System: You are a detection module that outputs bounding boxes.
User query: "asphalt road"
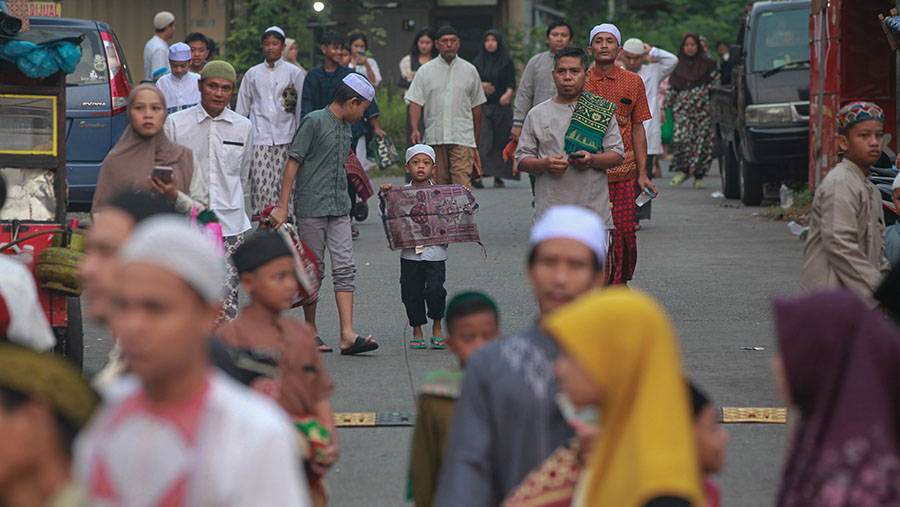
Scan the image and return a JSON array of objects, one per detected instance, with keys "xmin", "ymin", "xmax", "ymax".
[{"xmin": 82, "ymin": 163, "xmax": 800, "ymax": 507}]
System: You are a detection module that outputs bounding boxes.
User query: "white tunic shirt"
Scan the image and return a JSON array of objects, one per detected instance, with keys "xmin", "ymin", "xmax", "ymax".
[
  {"xmin": 165, "ymin": 105, "xmax": 254, "ymax": 237},
  {"xmin": 156, "ymin": 71, "xmax": 201, "ymax": 114},
  {"xmin": 405, "ymin": 56, "xmax": 487, "ymax": 148},
  {"xmin": 236, "ymin": 59, "xmax": 305, "ymax": 146},
  {"xmin": 0, "ymin": 255, "xmax": 55, "ymax": 350},
  {"xmin": 74, "ymin": 372, "xmax": 312, "ymax": 506},
  {"xmin": 143, "ymin": 35, "xmax": 170, "ymax": 81},
  {"xmin": 354, "ymin": 58, "xmax": 382, "ymax": 87},
  {"xmin": 637, "ymin": 47, "xmax": 678, "ymax": 155}
]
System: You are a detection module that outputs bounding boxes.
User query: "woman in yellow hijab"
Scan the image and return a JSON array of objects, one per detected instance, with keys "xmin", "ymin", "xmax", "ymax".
[{"xmin": 544, "ymin": 287, "xmax": 703, "ymax": 507}]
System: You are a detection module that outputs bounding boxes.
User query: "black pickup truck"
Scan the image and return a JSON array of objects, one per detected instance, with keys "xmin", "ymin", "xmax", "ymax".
[{"xmin": 711, "ymin": 0, "xmax": 810, "ymax": 205}]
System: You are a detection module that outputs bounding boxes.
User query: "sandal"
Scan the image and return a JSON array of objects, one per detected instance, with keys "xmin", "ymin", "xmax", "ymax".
[
  {"xmin": 351, "ymin": 224, "xmax": 359, "ymax": 239},
  {"xmin": 409, "ymin": 338, "xmax": 427, "ymax": 349},
  {"xmin": 315, "ymin": 336, "xmax": 333, "ymax": 353},
  {"xmin": 354, "ymin": 202, "xmax": 369, "ymax": 222},
  {"xmin": 430, "ymin": 337, "xmax": 447, "ymax": 350}
]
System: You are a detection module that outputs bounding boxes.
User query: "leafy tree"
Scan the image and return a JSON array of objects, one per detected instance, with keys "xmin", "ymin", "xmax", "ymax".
[
  {"xmin": 559, "ymin": 0, "xmax": 748, "ymax": 56},
  {"xmin": 224, "ymin": 0, "xmax": 331, "ymax": 77}
]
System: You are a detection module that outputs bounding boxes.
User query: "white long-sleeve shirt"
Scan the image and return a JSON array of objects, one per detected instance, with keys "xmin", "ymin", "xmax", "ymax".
[
  {"xmin": 156, "ymin": 71, "xmax": 201, "ymax": 113},
  {"xmin": 354, "ymin": 58, "xmax": 382, "ymax": 87},
  {"xmin": 637, "ymin": 47, "xmax": 678, "ymax": 155},
  {"xmin": 75, "ymin": 372, "xmax": 312, "ymax": 506},
  {"xmin": 236, "ymin": 59, "xmax": 305, "ymax": 146},
  {"xmin": 165, "ymin": 105, "xmax": 253, "ymax": 237}
]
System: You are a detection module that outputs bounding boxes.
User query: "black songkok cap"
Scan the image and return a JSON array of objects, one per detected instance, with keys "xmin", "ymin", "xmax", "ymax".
[
  {"xmin": 233, "ymin": 230, "xmax": 293, "ymax": 274},
  {"xmin": 107, "ymin": 190, "xmax": 177, "ymax": 223},
  {"xmin": 435, "ymin": 25, "xmax": 459, "ymax": 39}
]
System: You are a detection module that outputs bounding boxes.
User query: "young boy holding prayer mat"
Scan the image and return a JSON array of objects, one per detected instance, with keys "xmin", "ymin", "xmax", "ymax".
[
  {"xmin": 271, "ymin": 74, "xmax": 378, "ymax": 356},
  {"xmin": 218, "ymin": 230, "xmax": 338, "ymax": 505},
  {"xmin": 379, "ymin": 144, "xmax": 449, "ymax": 349}
]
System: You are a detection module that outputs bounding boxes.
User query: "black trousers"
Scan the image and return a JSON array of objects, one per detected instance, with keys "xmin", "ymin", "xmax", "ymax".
[{"xmin": 400, "ymin": 258, "xmax": 447, "ymax": 327}]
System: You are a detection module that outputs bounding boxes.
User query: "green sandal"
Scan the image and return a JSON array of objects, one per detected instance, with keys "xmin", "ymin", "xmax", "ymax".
[
  {"xmin": 431, "ymin": 337, "xmax": 447, "ymax": 350},
  {"xmin": 670, "ymin": 172, "xmax": 688, "ymax": 187},
  {"xmin": 409, "ymin": 338, "xmax": 427, "ymax": 349}
]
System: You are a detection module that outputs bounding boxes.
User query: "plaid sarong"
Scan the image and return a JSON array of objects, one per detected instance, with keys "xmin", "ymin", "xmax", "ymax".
[
  {"xmin": 609, "ymin": 180, "xmax": 637, "ymax": 284},
  {"xmin": 379, "ymin": 184, "xmax": 481, "ymax": 251},
  {"xmin": 564, "ymin": 91, "xmax": 617, "ymax": 154}
]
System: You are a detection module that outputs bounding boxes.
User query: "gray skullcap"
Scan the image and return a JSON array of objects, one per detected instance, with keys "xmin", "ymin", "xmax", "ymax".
[
  {"xmin": 119, "ymin": 215, "xmax": 225, "ymax": 304},
  {"xmin": 622, "ymin": 38, "xmax": 644, "ymax": 56},
  {"xmin": 435, "ymin": 26, "xmax": 459, "ymax": 39},
  {"xmin": 200, "ymin": 60, "xmax": 236, "ymax": 84},
  {"xmin": 154, "ymin": 11, "xmax": 175, "ymax": 30}
]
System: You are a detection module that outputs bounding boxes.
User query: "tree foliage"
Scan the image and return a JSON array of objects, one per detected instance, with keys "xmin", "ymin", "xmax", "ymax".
[
  {"xmin": 224, "ymin": 0, "xmax": 331, "ymax": 77},
  {"xmin": 559, "ymin": 0, "xmax": 748, "ymax": 56}
]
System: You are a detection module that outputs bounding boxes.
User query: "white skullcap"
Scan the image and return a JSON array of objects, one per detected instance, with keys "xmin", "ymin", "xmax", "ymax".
[
  {"xmin": 893, "ymin": 172, "xmax": 900, "ymax": 191},
  {"xmin": 590, "ymin": 23, "xmax": 621, "ymax": 46},
  {"xmin": 120, "ymin": 215, "xmax": 225, "ymax": 305},
  {"xmin": 530, "ymin": 205, "xmax": 608, "ymax": 264},
  {"xmin": 168, "ymin": 42, "xmax": 191, "ymax": 62},
  {"xmin": 405, "ymin": 144, "xmax": 436, "ymax": 164},
  {"xmin": 153, "ymin": 11, "xmax": 175, "ymax": 30},
  {"xmin": 622, "ymin": 38, "xmax": 644, "ymax": 56},
  {"xmin": 342, "ymin": 73, "xmax": 375, "ymax": 102},
  {"xmin": 264, "ymin": 26, "xmax": 285, "ymax": 39}
]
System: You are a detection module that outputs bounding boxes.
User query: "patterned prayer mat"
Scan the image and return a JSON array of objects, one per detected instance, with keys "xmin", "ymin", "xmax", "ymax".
[{"xmin": 379, "ymin": 184, "xmax": 482, "ymax": 252}]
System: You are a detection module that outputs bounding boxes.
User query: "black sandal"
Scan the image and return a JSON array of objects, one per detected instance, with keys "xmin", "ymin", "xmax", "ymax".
[
  {"xmin": 354, "ymin": 202, "xmax": 369, "ymax": 222},
  {"xmin": 315, "ymin": 336, "xmax": 333, "ymax": 353},
  {"xmin": 340, "ymin": 336, "xmax": 379, "ymax": 356}
]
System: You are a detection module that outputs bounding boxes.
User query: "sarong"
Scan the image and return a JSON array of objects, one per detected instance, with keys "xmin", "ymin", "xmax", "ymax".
[
  {"xmin": 219, "ymin": 233, "xmax": 245, "ymax": 323},
  {"xmin": 609, "ymin": 180, "xmax": 637, "ymax": 284},
  {"xmin": 564, "ymin": 91, "xmax": 616, "ymax": 154},
  {"xmin": 346, "ymin": 150, "xmax": 374, "ymax": 202},
  {"xmin": 251, "ymin": 144, "xmax": 292, "ymax": 217},
  {"xmin": 379, "ymin": 185, "xmax": 481, "ymax": 251},
  {"xmin": 502, "ymin": 445, "xmax": 581, "ymax": 506}
]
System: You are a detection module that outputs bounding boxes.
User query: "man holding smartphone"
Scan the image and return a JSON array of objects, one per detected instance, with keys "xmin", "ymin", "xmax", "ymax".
[{"xmin": 515, "ymin": 46, "xmax": 624, "ymax": 225}]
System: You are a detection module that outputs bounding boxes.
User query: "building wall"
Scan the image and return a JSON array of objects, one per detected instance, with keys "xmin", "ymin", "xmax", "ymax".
[{"xmin": 59, "ymin": 0, "xmax": 228, "ymax": 82}]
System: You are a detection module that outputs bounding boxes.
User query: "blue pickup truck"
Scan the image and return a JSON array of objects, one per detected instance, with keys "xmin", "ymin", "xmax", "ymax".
[{"xmin": 29, "ymin": 16, "xmax": 133, "ymax": 209}]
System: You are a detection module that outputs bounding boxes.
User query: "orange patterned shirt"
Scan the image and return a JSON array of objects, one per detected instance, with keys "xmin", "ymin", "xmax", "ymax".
[{"xmin": 585, "ymin": 65, "xmax": 651, "ymax": 181}]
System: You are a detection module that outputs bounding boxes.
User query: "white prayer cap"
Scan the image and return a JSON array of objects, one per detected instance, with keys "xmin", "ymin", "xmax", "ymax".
[
  {"xmin": 589, "ymin": 23, "xmax": 621, "ymax": 46},
  {"xmin": 530, "ymin": 205, "xmax": 608, "ymax": 264},
  {"xmin": 168, "ymin": 42, "xmax": 191, "ymax": 62},
  {"xmin": 120, "ymin": 215, "xmax": 224, "ymax": 305},
  {"xmin": 406, "ymin": 144, "xmax": 436, "ymax": 164},
  {"xmin": 153, "ymin": 11, "xmax": 175, "ymax": 30},
  {"xmin": 342, "ymin": 73, "xmax": 375, "ymax": 102},
  {"xmin": 623, "ymin": 38, "xmax": 644, "ymax": 56},
  {"xmin": 264, "ymin": 26, "xmax": 286, "ymax": 40},
  {"xmin": 893, "ymin": 172, "xmax": 900, "ymax": 191}
]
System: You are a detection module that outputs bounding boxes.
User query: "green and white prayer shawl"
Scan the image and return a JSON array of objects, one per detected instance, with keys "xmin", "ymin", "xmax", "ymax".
[{"xmin": 564, "ymin": 91, "xmax": 617, "ymax": 154}]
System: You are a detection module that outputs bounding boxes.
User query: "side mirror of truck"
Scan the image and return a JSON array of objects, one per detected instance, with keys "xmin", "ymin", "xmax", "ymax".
[{"xmin": 729, "ymin": 44, "xmax": 743, "ymax": 63}]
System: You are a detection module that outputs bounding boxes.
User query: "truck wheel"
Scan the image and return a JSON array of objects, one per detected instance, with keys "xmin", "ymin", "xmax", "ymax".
[
  {"xmin": 720, "ymin": 141, "xmax": 740, "ymax": 199},
  {"xmin": 739, "ymin": 157, "xmax": 764, "ymax": 206},
  {"xmin": 53, "ymin": 297, "xmax": 84, "ymax": 370}
]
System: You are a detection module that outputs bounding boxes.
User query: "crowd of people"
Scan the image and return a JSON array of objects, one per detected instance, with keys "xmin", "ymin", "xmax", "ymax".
[{"xmin": 2, "ymin": 8, "xmax": 900, "ymax": 507}]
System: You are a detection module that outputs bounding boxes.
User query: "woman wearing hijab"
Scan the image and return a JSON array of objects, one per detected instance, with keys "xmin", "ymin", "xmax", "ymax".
[
  {"xmin": 282, "ymin": 37, "xmax": 307, "ymax": 76},
  {"xmin": 545, "ymin": 287, "xmax": 702, "ymax": 507},
  {"xmin": 666, "ymin": 32, "xmax": 718, "ymax": 189},
  {"xmin": 772, "ymin": 290, "xmax": 900, "ymax": 507},
  {"xmin": 91, "ymin": 84, "xmax": 199, "ymax": 213},
  {"xmin": 472, "ymin": 29, "xmax": 518, "ymax": 188}
]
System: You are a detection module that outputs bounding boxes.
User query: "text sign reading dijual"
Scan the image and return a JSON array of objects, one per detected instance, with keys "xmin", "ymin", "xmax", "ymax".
[{"xmin": 29, "ymin": 1, "xmax": 62, "ymax": 17}]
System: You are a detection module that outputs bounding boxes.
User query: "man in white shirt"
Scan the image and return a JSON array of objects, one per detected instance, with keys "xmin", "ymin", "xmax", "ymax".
[
  {"xmin": 236, "ymin": 26, "xmax": 305, "ymax": 218},
  {"xmin": 143, "ymin": 11, "xmax": 175, "ymax": 82},
  {"xmin": 621, "ymin": 38, "xmax": 678, "ymax": 173},
  {"xmin": 74, "ymin": 216, "xmax": 311, "ymax": 506},
  {"xmin": 166, "ymin": 61, "xmax": 253, "ymax": 322},
  {"xmin": 156, "ymin": 42, "xmax": 201, "ymax": 114},
  {"xmin": 406, "ymin": 25, "xmax": 486, "ymax": 187}
]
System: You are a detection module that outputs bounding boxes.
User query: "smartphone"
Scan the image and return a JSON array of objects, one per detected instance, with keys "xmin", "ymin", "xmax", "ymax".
[
  {"xmin": 567, "ymin": 152, "xmax": 586, "ymax": 159},
  {"xmin": 152, "ymin": 166, "xmax": 173, "ymax": 184}
]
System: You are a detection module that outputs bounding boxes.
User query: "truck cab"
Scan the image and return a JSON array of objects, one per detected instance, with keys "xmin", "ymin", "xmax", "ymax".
[{"xmin": 712, "ymin": 0, "xmax": 810, "ymax": 205}]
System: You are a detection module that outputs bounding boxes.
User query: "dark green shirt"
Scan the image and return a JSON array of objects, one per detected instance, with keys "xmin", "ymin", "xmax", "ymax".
[{"xmin": 287, "ymin": 107, "xmax": 352, "ymax": 217}]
